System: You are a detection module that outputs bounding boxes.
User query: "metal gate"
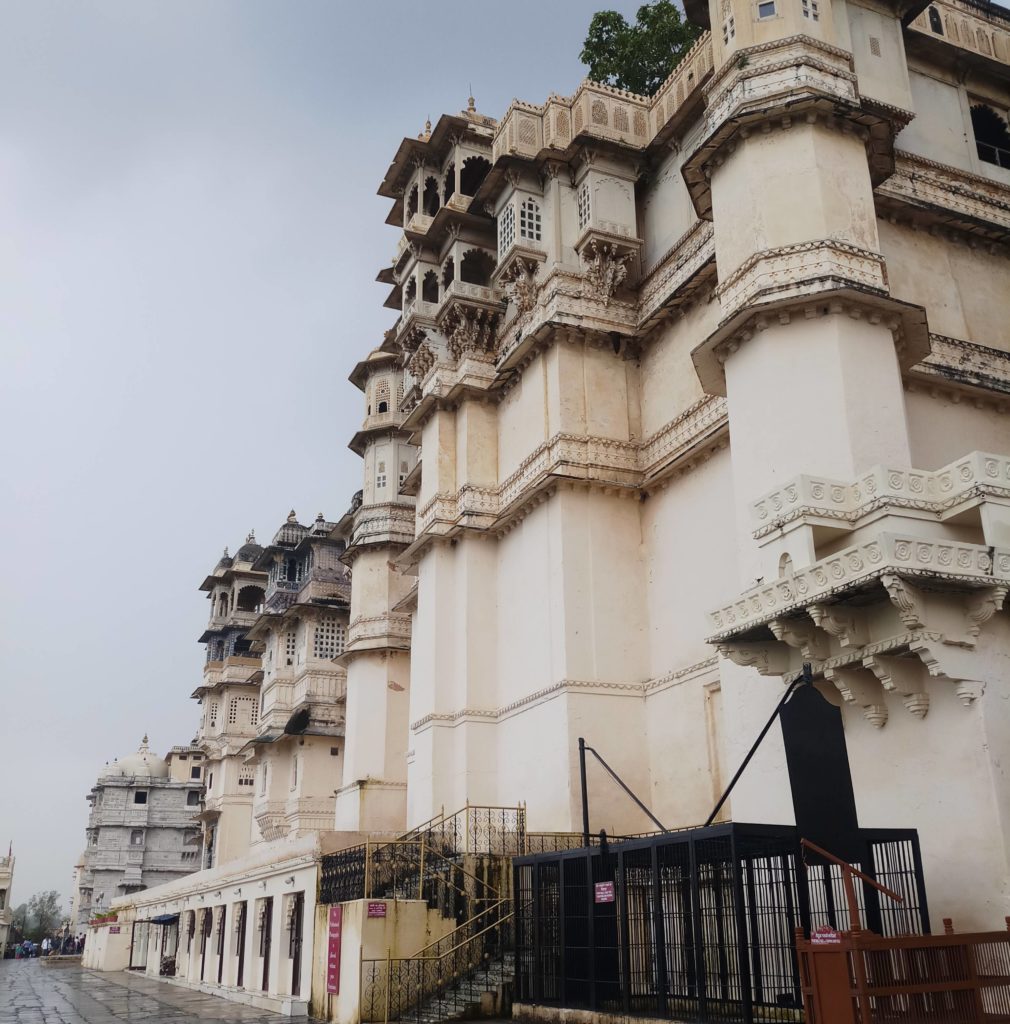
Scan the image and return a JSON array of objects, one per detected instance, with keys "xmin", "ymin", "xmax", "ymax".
[{"xmin": 514, "ymin": 823, "xmax": 927, "ymax": 1024}]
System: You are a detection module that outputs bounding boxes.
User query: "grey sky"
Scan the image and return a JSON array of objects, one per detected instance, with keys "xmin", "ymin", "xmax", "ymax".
[{"xmin": 0, "ymin": 0, "xmax": 644, "ymax": 913}]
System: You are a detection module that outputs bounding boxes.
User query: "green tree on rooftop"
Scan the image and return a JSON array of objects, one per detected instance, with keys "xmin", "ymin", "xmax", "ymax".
[{"xmin": 581, "ymin": 1, "xmax": 701, "ymax": 96}]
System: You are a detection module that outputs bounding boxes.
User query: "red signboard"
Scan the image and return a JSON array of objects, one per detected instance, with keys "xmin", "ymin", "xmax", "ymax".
[
  {"xmin": 367, "ymin": 901, "xmax": 387, "ymax": 918},
  {"xmin": 326, "ymin": 905, "xmax": 343, "ymax": 994},
  {"xmin": 811, "ymin": 925, "xmax": 842, "ymax": 945},
  {"xmin": 594, "ymin": 881, "xmax": 615, "ymax": 904}
]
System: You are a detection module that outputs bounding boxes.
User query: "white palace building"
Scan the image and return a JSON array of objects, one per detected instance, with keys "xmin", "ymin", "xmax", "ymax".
[{"xmin": 84, "ymin": 0, "xmax": 1010, "ymax": 1019}]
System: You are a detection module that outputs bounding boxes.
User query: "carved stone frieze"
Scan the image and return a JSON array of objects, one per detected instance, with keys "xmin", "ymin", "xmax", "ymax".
[{"xmin": 714, "ymin": 239, "xmax": 888, "ymax": 322}]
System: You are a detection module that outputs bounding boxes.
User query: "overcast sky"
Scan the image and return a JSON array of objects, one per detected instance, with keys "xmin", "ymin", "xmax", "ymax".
[{"xmin": 0, "ymin": 0, "xmax": 646, "ymax": 913}]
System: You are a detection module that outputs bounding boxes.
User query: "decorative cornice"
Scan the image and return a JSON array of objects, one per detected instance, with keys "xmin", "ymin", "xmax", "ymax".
[
  {"xmin": 410, "ymin": 656, "xmax": 720, "ymax": 732},
  {"xmin": 909, "ymin": 335, "xmax": 1010, "ymax": 396},
  {"xmin": 708, "ymin": 532, "xmax": 1010, "ymax": 641}
]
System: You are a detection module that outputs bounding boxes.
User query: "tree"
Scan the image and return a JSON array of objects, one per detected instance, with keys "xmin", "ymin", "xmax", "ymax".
[
  {"xmin": 24, "ymin": 890, "xmax": 62, "ymax": 940},
  {"xmin": 581, "ymin": 2, "xmax": 700, "ymax": 96}
]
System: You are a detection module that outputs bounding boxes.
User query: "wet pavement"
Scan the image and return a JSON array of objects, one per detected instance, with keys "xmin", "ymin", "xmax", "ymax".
[{"xmin": 0, "ymin": 960, "xmax": 315, "ymax": 1023}]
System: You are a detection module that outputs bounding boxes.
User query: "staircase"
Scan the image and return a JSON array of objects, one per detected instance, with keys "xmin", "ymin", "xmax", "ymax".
[
  {"xmin": 320, "ymin": 805, "xmax": 588, "ymax": 1023},
  {"xmin": 408, "ymin": 951, "xmax": 515, "ymax": 1024}
]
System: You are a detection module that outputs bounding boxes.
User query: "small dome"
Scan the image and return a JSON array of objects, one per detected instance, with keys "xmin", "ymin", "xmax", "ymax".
[
  {"xmin": 112, "ymin": 736, "xmax": 169, "ymax": 780},
  {"xmin": 216, "ymin": 547, "xmax": 233, "ymax": 569},
  {"xmin": 235, "ymin": 531, "xmax": 263, "ymax": 563}
]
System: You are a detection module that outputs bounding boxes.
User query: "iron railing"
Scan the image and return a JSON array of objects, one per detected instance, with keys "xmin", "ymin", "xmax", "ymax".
[
  {"xmin": 361, "ymin": 898, "xmax": 515, "ymax": 1023},
  {"xmin": 513, "ymin": 823, "xmax": 928, "ymax": 1024}
]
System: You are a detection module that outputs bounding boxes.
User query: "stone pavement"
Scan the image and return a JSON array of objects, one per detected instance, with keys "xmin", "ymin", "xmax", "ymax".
[{"xmin": 0, "ymin": 960, "xmax": 316, "ymax": 1023}]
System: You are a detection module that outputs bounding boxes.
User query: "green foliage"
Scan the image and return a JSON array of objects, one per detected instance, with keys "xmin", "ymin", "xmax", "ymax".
[
  {"xmin": 22, "ymin": 890, "xmax": 62, "ymax": 939},
  {"xmin": 581, "ymin": 1, "xmax": 700, "ymax": 96}
]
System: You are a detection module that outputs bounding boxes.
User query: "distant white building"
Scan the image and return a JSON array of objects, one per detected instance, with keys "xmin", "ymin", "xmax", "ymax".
[
  {"xmin": 72, "ymin": 738, "xmax": 204, "ymax": 929},
  {"xmin": 0, "ymin": 854, "xmax": 14, "ymax": 956}
]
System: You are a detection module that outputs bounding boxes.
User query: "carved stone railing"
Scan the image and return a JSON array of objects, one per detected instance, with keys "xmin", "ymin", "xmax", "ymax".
[
  {"xmin": 907, "ymin": 0, "xmax": 1010, "ymax": 66},
  {"xmin": 490, "ymin": 33, "xmax": 713, "ymax": 162},
  {"xmin": 708, "ymin": 532, "xmax": 1010, "ymax": 641},
  {"xmin": 750, "ymin": 451, "xmax": 1010, "ymax": 538}
]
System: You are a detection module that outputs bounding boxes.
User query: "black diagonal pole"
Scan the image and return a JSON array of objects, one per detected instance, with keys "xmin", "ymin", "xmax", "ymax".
[
  {"xmin": 579, "ymin": 737, "xmax": 668, "ymax": 834},
  {"xmin": 705, "ymin": 663, "xmax": 812, "ymax": 827}
]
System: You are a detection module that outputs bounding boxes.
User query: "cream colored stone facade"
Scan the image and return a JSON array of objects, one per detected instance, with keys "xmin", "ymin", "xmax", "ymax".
[
  {"xmin": 0, "ymin": 855, "xmax": 14, "ymax": 956},
  {"xmin": 88, "ymin": 0, "xmax": 1010, "ymax": 1011}
]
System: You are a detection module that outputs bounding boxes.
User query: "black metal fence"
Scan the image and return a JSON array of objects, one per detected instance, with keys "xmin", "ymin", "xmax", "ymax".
[{"xmin": 513, "ymin": 822, "xmax": 927, "ymax": 1024}]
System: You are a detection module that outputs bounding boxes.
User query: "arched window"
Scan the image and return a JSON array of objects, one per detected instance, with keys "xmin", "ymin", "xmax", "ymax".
[
  {"xmin": 460, "ymin": 249, "xmax": 496, "ymax": 286},
  {"xmin": 217, "ymin": 592, "xmax": 229, "ymax": 617},
  {"xmin": 422, "ymin": 269, "xmax": 439, "ymax": 303},
  {"xmin": 442, "ymin": 257, "xmax": 455, "ymax": 290},
  {"xmin": 460, "ymin": 155, "xmax": 491, "ymax": 196},
  {"xmin": 405, "ymin": 184, "xmax": 419, "ymax": 221},
  {"xmin": 423, "ymin": 177, "xmax": 440, "ymax": 216},
  {"xmin": 443, "ymin": 163, "xmax": 455, "ymax": 204},
  {"xmin": 928, "ymin": 5, "xmax": 943, "ymax": 33},
  {"xmin": 404, "ymin": 276, "xmax": 417, "ymax": 305},
  {"xmin": 236, "ymin": 586, "xmax": 264, "ymax": 613},
  {"xmin": 519, "ymin": 198, "xmax": 542, "ymax": 243},
  {"xmin": 778, "ymin": 553, "xmax": 794, "ymax": 578},
  {"xmin": 971, "ymin": 104, "xmax": 1010, "ymax": 168},
  {"xmin": 375, "ymin": 377, "xmax": 390, "ymax": 414}
]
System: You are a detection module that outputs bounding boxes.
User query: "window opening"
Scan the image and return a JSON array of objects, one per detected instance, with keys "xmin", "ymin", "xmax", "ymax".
[
  {"xmin": 442, "ymin": 257, "xmax": 455, "ymax": 290},
  {"xmin": 187, "ymin": 791, "xmax": 200, "ymax": 806},
  {"xmin": 577, "ymin": 182, "xmax": 591, "ymax": 230},
  {"xmin": 236, "ymin": 586, "xmax": 264, "ymax": 613},
  {"xmin": 406, "ymin": 184, "xmax": 418, "ymax": 221},
  {"xmin": 443, "ymin": 163, "xmax": 455, "ymax": 204},
  {"xmin": 422, "ymin": 176, "xmax": 440, "ymax": 216},
  {"xmin": 134, "ymin": 791, "xmax": 148, "ymax": 805},
  {"xmin": 190, "ymin": 766, "xmax": 201, "ymax": 780},
  {"xmin": 519, "ymin": 198, "xmax": 542, "ymax": 242},
  {"xmin": 313, "ymin": 616, "xmax": 347, "ymax": 659},
  {"xmin": 928, "ymin": 5, "xmax": 943, "ymax": 32},
  {"xmin": 460, "ymin": 249, "xmax": 495, "ymax": 286},
  {"xmin": 460, "ymin": 155, "xmax": 491, "ymax": 196},
  {"xmin": 757, "ymin": 0, "xmax": 776, "ymax": 16},
  {"xmin": 422, "ymin": 269, "xmax": 439, "ymax": 304},
  {"xmin": 130, "ymin": 830, "xmax": 144, "ymax": 846},
  {"xmin": 498, "ymin": 203, "xmax": 516, "ymax": 257},
  {"xmin": 971, "ymin": 103, "xmax": 1010, "ymax": 169}
]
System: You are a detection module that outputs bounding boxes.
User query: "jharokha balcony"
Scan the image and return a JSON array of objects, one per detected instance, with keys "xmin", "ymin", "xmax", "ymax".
[{"xmin": 709, "ymin": 451, "xmax": 1010, "ymax": 727}]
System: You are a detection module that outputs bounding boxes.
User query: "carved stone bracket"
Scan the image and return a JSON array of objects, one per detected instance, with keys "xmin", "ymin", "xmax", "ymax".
[
  {"xmin": 445, "ymin": 306, "xmax": 499, "ymax": 362},
  {"xmin": 881, "ymin": 574, "xmax": 927, "ymax": 629},
  {"xmin": 408, "ymin": 341, "xmax": 436, "ymax": 380},
  {"xmin": 824, "ymin": 666, "xmax": 888, "ymax": 728},
  {"xmin": 716, "ymin": 641, "xmax": 793, "ymax": 676},
  {"xmin": 863, "ymin": 654, "xmax": 930, "ymax": 719},
  {"xmin": 769, "ymin": 617, "xmax": 829, "ymax": 661},
  {"xmin": 807, "ymin": 603, "xmax": 869, "ymax": 648},
  {"xmin": 501, "ymin": 258, "xmax": 540, "ymax": 315},
  {"xmin": 581, "ymin": 239, "xmax": 634, "ymax": 307},
  {"xmin": 965, "ymin": 585, "xmax": 1008, "ymax": 641},
  {"xmin": 908, "ymin": 639, "xmax": 987, "ymax": 707}
]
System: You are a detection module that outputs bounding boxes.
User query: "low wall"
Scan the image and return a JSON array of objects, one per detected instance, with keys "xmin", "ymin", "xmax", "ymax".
[{"xmin": 310, "ymin": 899, "xmax": 455, "ymax": 1024}]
